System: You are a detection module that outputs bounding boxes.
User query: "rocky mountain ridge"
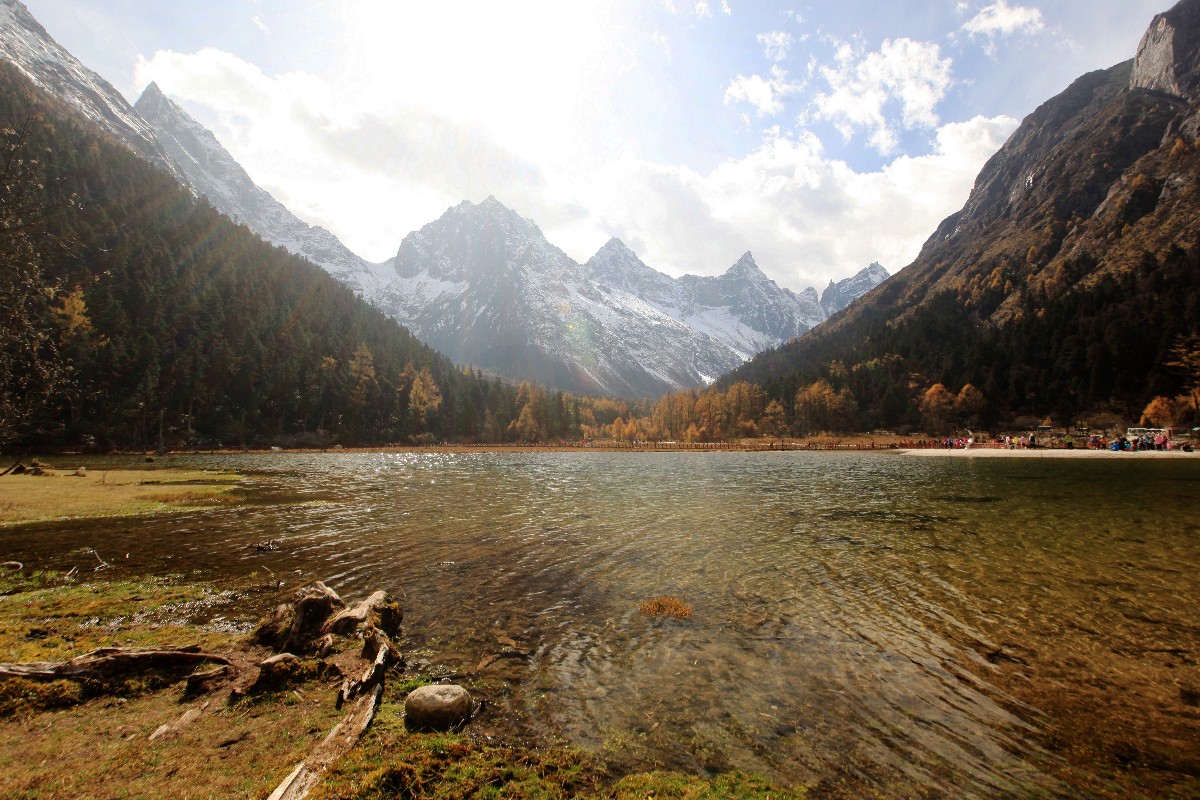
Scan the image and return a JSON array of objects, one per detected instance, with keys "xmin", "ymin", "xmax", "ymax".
[
  {"xmin": 0, "ymin": 0, "xmax": 184, "ymax": 184},
  {"xmin": 133, "ymin": 82, "xmax": 390, "ymax": 297},
  {"xmin": 375, "ymin": 197, "xmax": 887, "ymax": 395}
]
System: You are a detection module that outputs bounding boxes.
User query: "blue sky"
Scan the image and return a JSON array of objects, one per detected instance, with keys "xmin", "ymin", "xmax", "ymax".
[{"xmin": 23, "ymin": 0, "xmax": 1168, "ymax": 292}]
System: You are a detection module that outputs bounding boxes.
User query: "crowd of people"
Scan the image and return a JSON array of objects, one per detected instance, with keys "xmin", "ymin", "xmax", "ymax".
[{"xmin": 892, "ymin": 430, "xmax": 1193, "ymax": 452}]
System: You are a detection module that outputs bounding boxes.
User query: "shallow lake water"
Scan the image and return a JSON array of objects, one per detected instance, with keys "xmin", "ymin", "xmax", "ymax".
[{"xmin": 4, "ymin": 451, "xmax": 1199, "ymax": 797}]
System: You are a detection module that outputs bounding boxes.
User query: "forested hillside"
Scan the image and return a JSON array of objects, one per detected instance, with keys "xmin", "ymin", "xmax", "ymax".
[
  {"xmin": 0, "ymin": 65, "xmax": 631, "ymax": 450},
  {"xmin": 721, "ymin": 14, "xmax": 1200, "ymax": 435}
]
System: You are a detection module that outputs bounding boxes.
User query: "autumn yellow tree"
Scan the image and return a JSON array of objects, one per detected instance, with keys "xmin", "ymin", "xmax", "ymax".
[
  {"xmin": 1140, "ymin": 395, "xmax": 1184, "ymax": 427},
  {"xmin": 919, "ymin": 383, "xmax": 955, "ymax": 435},
  {"xmin": 794, "ymin": 379, "xmax": 855, "ymax": 434},
  {"xmin": 761, "ymin": 399, "xmax": 786, "ymax": 437},
  {"xmin": 954, "ymin": 383, "xmax": 987, "ymax": 428},
  {"xmin": 407, "ymin": 367, "xmax": 443, "ymax": 431}
]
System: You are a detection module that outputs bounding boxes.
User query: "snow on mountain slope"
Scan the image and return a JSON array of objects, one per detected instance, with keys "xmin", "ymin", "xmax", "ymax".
[
  {"xmin": 820, "ymin": 262, "xmax": 891, "ymax": 317},
  {"xmin": 0, "ymin": 0, "xmax": 185, "ymax": 183},
  {"xmin": 134, "ymin": 83, "xmax": 390, "ymax": 297},
  {"xmin": 374, "ymin": 199, "xmax": 888, "ymax": 396},
  {"xmin": 375, "ymin": 198, "xmax": 743, "ymax": 396},
  {"xmin": 585, "ymin": 242, "xmax": 849, "ymax": 362}
]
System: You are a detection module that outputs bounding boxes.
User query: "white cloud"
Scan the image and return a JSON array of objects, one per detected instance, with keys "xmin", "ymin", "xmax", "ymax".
[
  {"xmin": 579, "ymin": 115, "xmax": 1018, "ymax": 290},
  {"xmin": 129, "ymin": 6, "xmax": 1012, "ymax": 295},
  {"xmin": 134, "ymin": 42, "xmax": 1014, "ymax": 293},
  {"xmin": 250, "ymin": 13, "xmax": 268, "ymax": 33},
  {"xmin": 651, "ymin": 30, "xmax": 671, "ymax": 58},
  {"xmin": 807, "ymin": 38, "xmax": 953, "ymax": 154},
  {"xmin": 724, "ymin": 31, "xmax": 800, "ymax": 117},
  {"xmin": 962, "ymin": 1, "xmax": 1045, "ymax": 53},
  {"xmin": 724, "ymin": 69, "xmax": 797, "ymax": 116},
  {"xmin": 758, "ymin": 30, "xmax": 792, "ymax": 63},
  {"xmin": 661, "ymin": 0, "xmax": 730, "ymax": 18}
]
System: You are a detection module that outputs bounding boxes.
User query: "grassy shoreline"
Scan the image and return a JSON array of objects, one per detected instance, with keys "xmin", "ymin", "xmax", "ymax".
[{"xmin": 0, "ymin": 465, "xmax": 243, "ymax": 527}]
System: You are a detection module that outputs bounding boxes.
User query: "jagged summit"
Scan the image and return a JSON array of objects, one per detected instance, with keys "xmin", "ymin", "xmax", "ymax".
[
  {"xmin": 723, "ymin": 252, "xmax": 764, "ymax": 279},
  {"xmin": 1131, "ymin": 0, "xmax": 1200, "ymax": 100},
  {"xmin": 819, "ymin": 262, "xmax": 891, "ymax": 317}
]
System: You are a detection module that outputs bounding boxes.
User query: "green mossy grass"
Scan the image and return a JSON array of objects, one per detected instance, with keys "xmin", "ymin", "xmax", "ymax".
[{"xmin": 0, "ymin": 571, "xmax": 240, "ymax": 716}]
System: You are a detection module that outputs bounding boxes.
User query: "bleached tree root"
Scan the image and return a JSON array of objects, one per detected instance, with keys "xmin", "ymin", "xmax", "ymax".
[
  {"xmin": 268, "ymin": 632, "xmax": 395, "ymax": 800},
  {"xmin": 0, "ymin": 644, "xmax": 233, "ymax": 681}
]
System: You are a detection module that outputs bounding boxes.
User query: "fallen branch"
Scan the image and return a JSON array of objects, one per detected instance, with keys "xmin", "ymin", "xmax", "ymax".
[
  {"xmin": 336, "ymin": 629, "xmax": 394, "ymax": 709},
  {"xmin": 0, "ymin": 644, "xmax": 234, "ymax": 681},
  {"xmin": 90, "ymin": 549, "xmax": 111, "ymax": 572},
  {"xmin": 268, "ymin": 683, "xmax": 385, "ymax": 800}
]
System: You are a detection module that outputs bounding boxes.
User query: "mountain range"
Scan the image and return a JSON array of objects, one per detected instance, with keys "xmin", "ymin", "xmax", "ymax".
[
  {"xmin": 0, "ymin": 0, "xmax": 887, "ymax": 397},
  {"xmin": 370, "ymin": 197, "xmax": 886, "ymax": 395}
]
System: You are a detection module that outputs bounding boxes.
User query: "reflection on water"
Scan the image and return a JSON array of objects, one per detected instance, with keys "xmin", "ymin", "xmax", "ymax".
[{"xmin": 4, "ymin": 451, "xmax": 1199, "ymax": 797}]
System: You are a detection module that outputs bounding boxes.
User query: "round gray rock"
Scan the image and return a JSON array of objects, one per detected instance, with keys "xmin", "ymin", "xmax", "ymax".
[{"xmin": 404, "ymin": 684, "xmax": 473, "ymax": 731}]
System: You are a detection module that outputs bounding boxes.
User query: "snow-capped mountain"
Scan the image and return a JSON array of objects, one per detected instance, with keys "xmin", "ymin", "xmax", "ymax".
[
  {"xmin": 0, "ymin": 0, "xmax": 184, "ymax": 184},
  {"xmin": 375, "ymin": 198, "xmax": 888, "ymax": 395},
  {"xmin": 820, "ymin": 262, "xmax": 891, "ymax": 318},
  {"xmin": 374, "ymin": 198, "xmax": 743, "ymax": 396},
  {"xmin": 133, "ymin": 83, "xmax": 390, "ymax": 297},
  {"xmin": 586, "ymin": 242, "xmax": 830, "ymax": 361}
]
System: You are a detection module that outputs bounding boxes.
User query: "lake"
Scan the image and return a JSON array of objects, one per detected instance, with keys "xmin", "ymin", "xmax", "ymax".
[{"xmin": 4, "ymin": 451, "xmax": 1198, "ymax": 797}]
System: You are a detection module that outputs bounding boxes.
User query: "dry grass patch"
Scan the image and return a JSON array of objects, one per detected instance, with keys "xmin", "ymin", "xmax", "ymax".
[
  {"xmin": 0, "ymin": 467, "xmax": 243, "ymax": 526},
  {"xmin": 639, "ymin": 596, "xmax": 693, "ymax": 619}
]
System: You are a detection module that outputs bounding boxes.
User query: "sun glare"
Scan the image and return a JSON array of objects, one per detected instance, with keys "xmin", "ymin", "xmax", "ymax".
[{"xmin": 334, "ymin": 0, "xmax": 624, "ymax": 158}]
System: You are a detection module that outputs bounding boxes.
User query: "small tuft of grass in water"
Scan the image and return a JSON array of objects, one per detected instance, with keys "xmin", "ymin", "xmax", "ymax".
[{"xmin": 639, "ymin": 596, "xmax": 693, "ymax": 619}]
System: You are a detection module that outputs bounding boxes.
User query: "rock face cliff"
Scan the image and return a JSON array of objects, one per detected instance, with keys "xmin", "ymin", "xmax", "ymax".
[{"xmin": 1131, "ymin": 0, "xmax": 1200, "ymax": 100}]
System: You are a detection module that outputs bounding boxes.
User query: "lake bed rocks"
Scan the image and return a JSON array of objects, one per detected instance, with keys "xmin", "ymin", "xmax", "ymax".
[{"xmin": 405, "ymin": 683, "xmax": 474, "ymax": 731}]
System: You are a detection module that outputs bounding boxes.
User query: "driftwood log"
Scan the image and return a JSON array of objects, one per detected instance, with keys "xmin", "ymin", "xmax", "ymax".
[
  {"xmin": 268, "ymin": 680, "xmax": 386, "ymax": 800},
  {"xmin": 0, "ymin": 644, "xmax": 233, "ymax": 681}
]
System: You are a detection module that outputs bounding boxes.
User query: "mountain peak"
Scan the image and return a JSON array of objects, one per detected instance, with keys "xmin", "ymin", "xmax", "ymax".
[
  {"xmin": 725, "ymin": 251, "xmax": 763, "ymax": 278},
  {"xmin": 597, "ymin": 237, "xmax": 636, "ymax": 256},
  {"xmin": 585, "ymin": 237, "xmax": 665, "ymax": 293},
  {"xmin": 1130, "ymin": 0, "xmax": 1200, "ymax": 100}
]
